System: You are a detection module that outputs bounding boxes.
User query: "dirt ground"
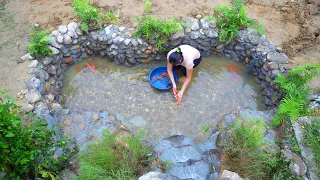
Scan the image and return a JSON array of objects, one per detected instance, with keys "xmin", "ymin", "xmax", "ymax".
[{"xmin": 0, "ymin": 0, "xmax": 319, "ymax": 100}]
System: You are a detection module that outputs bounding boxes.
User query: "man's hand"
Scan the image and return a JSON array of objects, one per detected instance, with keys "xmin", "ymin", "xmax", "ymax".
[
  {"xmin": 172, "ymin": 83, "xmax": 177, "ymax": 96},
  {"xmin": 177, "ymin": 90, "xmax": 184, "ymax": 99}
]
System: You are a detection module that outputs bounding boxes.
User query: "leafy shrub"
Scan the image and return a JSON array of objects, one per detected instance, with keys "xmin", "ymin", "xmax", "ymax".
[
  {"xmin": 219, "ymin": 118, "xmax": 295, "ymax": 179},
  {"xmin": 77, "ymin": 131, "xmax": 151, "ymax": 179},
  {"xmin": 214, "ymin": 0, "xmax": 264, "ymax": 44},
  {"xmin": 73, "ymin": 0, "xmax": 101, "ymax": 33},
  {"xmin": 0, "ymin": 90, "xmax": 76, "ymax": 179},
  {"xmin": 103, "ymin": 11, "xmax": 119, "ymax": 25},
  {"xmin": 273, "ymin": 64, "xmax": 320, "ymax": 126},
  {"xmin": 28, "ymin": 28, "xmax": 53, "ymax": 58},
  {"xmin": 73, "ymin": 0, "xmax": 119, "ymax": 33},
  {"xmin": 134, "ymin": 1, "xmax": 183, "ymax": 50},
  {"xmin": 303, "ymin": 119, "xmax": 320, "ymax": 176}
]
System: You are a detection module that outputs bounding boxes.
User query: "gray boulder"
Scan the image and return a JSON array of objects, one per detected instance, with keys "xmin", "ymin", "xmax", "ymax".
[
  {"xmin": 58, "ymin": 25, "xmax": 68, "ymax": 34},
  {"xmin": 154, "ymin": 135, "xmax": 211, "ymax": 180},
  {"xmin": 139, "ymin": 172, "xmax": 182, "ymax": 180},
  {"xmin": 25, "ymin": 89, "xmax": 41, "ymax": 104},
  {"xmin": 184, "ymin": 17, "xmax": 200, "ymax": 31},
  {"xmin": 267, "ymin": 52, "xmax": 288, "ymax": 64},
  {"xmin": 218, "ymin": 170, "xmax": 243, "ymax": 180}
]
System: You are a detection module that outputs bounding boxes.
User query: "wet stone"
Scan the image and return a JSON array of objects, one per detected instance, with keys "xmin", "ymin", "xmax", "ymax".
[
  {"xmin": 139, "ymin": 172, "xmax": 182, "ymax": 180},
  {"xmin": 19, "ymin": 103, "xmax": 34, "ymax": 113},
  {"xmin": 190, "ymin": 31, "xmax": 200, "ymax": 39},
  {"xmin": 63, "ymin": 34, "xmax": 72, "ymax": 44},
  {"xmin": 28, "ymin": 60, "xmax": 39, "ymax": 68},
  {"xmin": 58, "ymin": 25, "xmax": 68, "ymax": 34},
  {"xmin": 185, "ymin": 17, "xmax": 200, "ymax": 31},
  {"xmin": 171, "ymin": 30, "xmax": 185, "ymax": 40},
  {"xmin": 21, "ymin": 53, "xmax": 34, "ymax": 61},
  {"xmin": 79, "ymin": 124, "xmax": 86, "ymax": 130},
  {"xmin": 49, "ymin": 46, "xmax": 59, "ymax": 55},
  {"xmin": 57, "ymin": 35, "xmax": 64, "ymax": 43},
  {"xmin": 67, "ymin": 30, "xmax": 75, "ymax": 38},
  {"xmin": 267, "ymin": 52, "xmax": 288, "ymax": 63},
  {"xmin": 47, "ymin": 65, "xmax": 57, "ymax": 75},
  {"xmin": 63, "ymin": 119, "xmax": 71, "ymax": 126},
  {"xmin": 26, "ymin": 77, "xmax": 40, "ymax": 90},
  {"xmin": 25, "ymin": 89, "xmax": 42, "ymax": 104}
]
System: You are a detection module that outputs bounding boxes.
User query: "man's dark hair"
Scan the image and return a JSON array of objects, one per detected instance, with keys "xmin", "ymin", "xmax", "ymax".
[{"xmin": 169, "ymin": 47, "xmax": 183, "ymax": 66}]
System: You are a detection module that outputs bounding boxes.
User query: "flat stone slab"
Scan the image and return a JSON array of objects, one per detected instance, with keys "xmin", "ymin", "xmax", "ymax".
[{"xmin": 167, "ymin": 160, "xmax": 210, "ymax": 180}]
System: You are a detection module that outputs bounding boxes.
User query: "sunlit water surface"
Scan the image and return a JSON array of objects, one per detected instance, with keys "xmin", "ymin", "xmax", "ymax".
[{"xmin": 61, "ymin": 56, "xmax": 266, "ymax": 144}]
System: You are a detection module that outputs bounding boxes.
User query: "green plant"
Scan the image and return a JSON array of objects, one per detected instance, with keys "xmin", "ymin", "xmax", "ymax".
[
  {"xmin": 303, "ymin": 119, "xmax": 320, "ymax": 176},
  {"xmin": 214, "ymin": 0, "xmax": 264, "ymax": 44},
  {"xmin": 143, "ymin": 0, "xmax": 152, "ymax": 16},
  {"xmin": 204, "ymin": 15, "xmax": 214, "ymax": 21},
  {"xmin": 2, "ymin": 41, "xmax": 9, "ymax": 47},
  {"xmin": 0, "ymin": 4, "xmax": 4, "ymax": 11},
  {"xmin": 284, "ymin": 133, "xmax": 301, "ymax": 154},
  {"xmin": 28, "ymin": 28, "xmax": 53, "ymax": 58},
  {"xmin": 273, "ymin": 64, "xmax": 320, "ymax": 126},
  {"xmin": 0, "ymin": 90, "xmax": 76, "ymax": 179},
  {"xmin": 103, "ymin": 11, "xmax": 119, "ymax": 25},
  {"xmin": 77, "ymin": 131, "xmax": 151, "ymax": 179},
  {"xmin": 134, "ymin": 1, "xmax": 183, "ymax": 50},
  {"xmin": 219, "ymin": 118, "xmax": 295, "ymax": 179},
  {"xmin": 73, "ymin": 0, "xmax": 101, "ymax": 32},
  {"xmin": 201, "ymin": 123, "xmax": 211, "ymax": 134}
]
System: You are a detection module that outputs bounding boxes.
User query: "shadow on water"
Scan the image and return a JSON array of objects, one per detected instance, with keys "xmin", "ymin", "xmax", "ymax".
[{"xmin": 61, "ymin": 56, "xmax": 266, "ymax": 144}]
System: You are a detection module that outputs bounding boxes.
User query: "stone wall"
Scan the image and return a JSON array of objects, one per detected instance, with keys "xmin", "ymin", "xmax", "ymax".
[{"xmin": 22, "ymin": 17, "xmax": 290, "ymax": 133}]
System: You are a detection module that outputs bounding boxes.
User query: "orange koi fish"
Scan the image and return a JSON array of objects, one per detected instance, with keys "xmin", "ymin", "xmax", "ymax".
[
  {"xmin": 152, "ymin": 73, "xmax": 169, "ymax": 82},
  {"xmin": 226, "ymin": 64, "xmax": 239, "ymax": 72},
  {"xmin": 176, "ymin": 95, "xmax": 181, "ymax": 105},
  {"xmin": 83, "ymin": 63, "xmax": 96, "ymax": 72},
  {"xmin": 75, "ymin": 65, "xmax": 81, "ymax": 72}
]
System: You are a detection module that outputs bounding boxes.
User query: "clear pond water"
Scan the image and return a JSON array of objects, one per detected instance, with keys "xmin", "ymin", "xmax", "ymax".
[{"xmin": 61, "ymin": 56, "xmax": 266, "ymax": 144}]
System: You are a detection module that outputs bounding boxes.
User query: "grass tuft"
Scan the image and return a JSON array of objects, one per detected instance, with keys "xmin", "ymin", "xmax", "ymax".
[
  {"xmin": 219, "ymin": 118, "xmax": 296, "ymax": 179},
  {"xmin": 77, "ymin": 131, "xmax": 151, "ymax": 179},
  {"xmin": 28, "ymin": 28, "xmax": 53, "ymax": 58}
]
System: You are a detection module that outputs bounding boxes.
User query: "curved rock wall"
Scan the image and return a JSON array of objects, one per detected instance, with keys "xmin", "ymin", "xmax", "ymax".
[{"xmin": 24, "ymin": 17, "xmax": 290, "ymax": 130}]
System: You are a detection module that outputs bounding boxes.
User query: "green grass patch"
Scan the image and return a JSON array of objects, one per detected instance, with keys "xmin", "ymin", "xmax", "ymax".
[
  {"xmin": 218, "ymin": 118, "xmax": 296, "ymax": 179},
  {"xmin": 73, "ymin": 0, "xmax": 101, "ymax": 33},
  {"xmin": 2, "ymin": 41, "xmax": 9, "ymax": 47},
  {"xmin": 213, "ymin": 0, "xmax": 264, "ymax": 44},
  {"xmin": 134, "ymin": 1, "xmax": 183, "ymax": 51},
  {"xmin": 73, "ymin": 0, "xmax": 119, "ymax": 33},
  {"xmin": 201, "ymin": 123, "xmax": 211, "ymax": 134},
  {"xmin": 103, "ymin": 11, "xmax": 119, "ymax": 25},
  {"xmin": 0, "ymin": 90, "xmax": 76, "ymax": 179},
  {"xmin": 303, "ymin": 119, "xmax": 320, "ymax": 176},
  {"xmin": 77, "ymin": 131, "xmax": 151, "ymax": 179},
  {"xmin": 273, "ymin": 64, "xmax": 320, "ymax": 126},
  {"xmin": 0, "ymin": 4, "xmax": 4, "ymax": 11},
  {"xmin": 28, "ymin": 28, "xmax": 53, "ymax": 58}
]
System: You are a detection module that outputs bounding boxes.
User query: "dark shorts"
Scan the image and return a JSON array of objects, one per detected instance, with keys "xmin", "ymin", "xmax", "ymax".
[{"xmin": 173, "ymin": 56, "xmax": 202, "ymax": 76}]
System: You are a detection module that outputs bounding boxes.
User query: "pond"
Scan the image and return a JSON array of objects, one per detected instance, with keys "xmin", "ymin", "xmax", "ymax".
[{"xmin": 60, "ymin": 56, "xmax": 266, "ymax": 144}]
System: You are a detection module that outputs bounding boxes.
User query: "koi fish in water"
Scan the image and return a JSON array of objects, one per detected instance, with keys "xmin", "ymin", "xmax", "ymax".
[
  {"xmin": 75, "ymin": 65, "xmax": 82, "ymax": 72},
  {"xmin": 84, "ymin": 63, "xmax": 96, "ymax": 72},
  {"xmin": 175, "ymin": 95, "xmax": 181, "ymax": 105},
  {"xmin": 226, "ymin": 64, "xmax": 239, "ymax": 72},
  {"xmin": 152, "ymin": 73, "xmax": 169, "ymax": 82}
]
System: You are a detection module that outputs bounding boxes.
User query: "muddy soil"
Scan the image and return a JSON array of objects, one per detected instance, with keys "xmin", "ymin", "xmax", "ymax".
[{"xmin": 0, "ymin": 0, "xmax": 319, "ymax": 100}]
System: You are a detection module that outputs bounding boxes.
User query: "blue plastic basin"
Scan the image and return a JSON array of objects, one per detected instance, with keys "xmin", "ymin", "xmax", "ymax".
[{"xmin": 149, "ymin": 66, "xmax": 178, "ymax": 91}]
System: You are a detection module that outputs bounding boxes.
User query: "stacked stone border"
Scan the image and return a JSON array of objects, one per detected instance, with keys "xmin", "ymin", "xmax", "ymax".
[
  {"xmin": 19, "ymin": 17, "xmax": 305, "ymax": 180},
  {"xmin": 22, "ymin": 17, "xmax": 291, "ymax": 136}
]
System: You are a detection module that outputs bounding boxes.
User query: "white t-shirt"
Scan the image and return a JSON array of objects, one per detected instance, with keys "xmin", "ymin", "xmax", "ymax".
[{"xmin": 167, "ymin": 45, "xmax": 201, "ymax": 70}]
